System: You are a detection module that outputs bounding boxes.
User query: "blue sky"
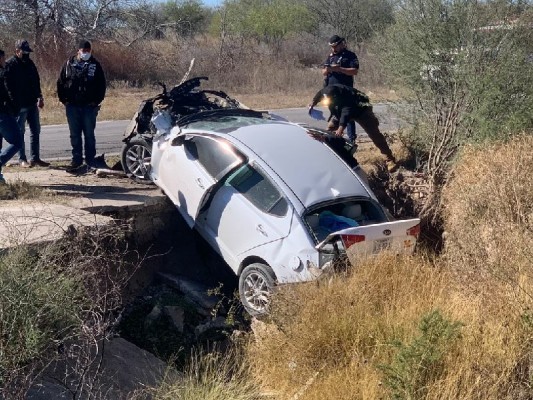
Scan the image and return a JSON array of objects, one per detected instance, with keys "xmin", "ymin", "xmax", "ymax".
[{"xmin": 202, "ymin": 0, "xmax": 222, "ymax": 6}]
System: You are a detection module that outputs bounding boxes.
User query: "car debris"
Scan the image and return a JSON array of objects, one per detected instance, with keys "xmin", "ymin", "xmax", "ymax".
[{"xmin": 121, "ymin": 76, "xmax": 249, "ymax": 181}]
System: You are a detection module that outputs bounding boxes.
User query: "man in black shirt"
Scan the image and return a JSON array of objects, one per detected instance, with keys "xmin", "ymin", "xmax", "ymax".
[
  {"xmin": 322, "ymin": 35, "xmax": 359, "ymax": 144},
  {"xmin": 0, "ymin": 49, "xmax": 22, "ymax": 184},
  {"xmin": 5, "ymin": 39, "xmax": 49, "ymax": 168},
  {"xmin": 57, "ymin": 40, "xmax": 106, "ymax": 170},
  {"xmin": 309, "ymin": 84, "xmax": 398, "ymax": 172}
]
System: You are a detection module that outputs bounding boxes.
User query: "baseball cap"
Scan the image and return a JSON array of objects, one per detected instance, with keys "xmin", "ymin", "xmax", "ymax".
[
  {"xmin": 15, "ymin": 39, "xmax": 33, "ymax": 52},
  {"xmin": 78, "ymin": 40, "xmax": 91, "ymax": 50},
  {"xmin": 328, "ymin": 35, "xmax": 344, "ymax": 46}
]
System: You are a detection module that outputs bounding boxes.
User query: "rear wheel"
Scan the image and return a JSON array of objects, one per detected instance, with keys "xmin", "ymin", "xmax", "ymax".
[
  {"xmin": 239, "ymin": 263, "xmax": 276, "ymax": 317},
  {"xmin": 121, "ymin": 136, "xmax": 152, "ymax": 181}
]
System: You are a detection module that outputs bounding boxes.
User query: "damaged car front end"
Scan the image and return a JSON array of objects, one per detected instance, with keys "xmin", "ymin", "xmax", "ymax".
[{"xmin": 121, "ymin": 77, "xmax": 248, "ymax": 180}]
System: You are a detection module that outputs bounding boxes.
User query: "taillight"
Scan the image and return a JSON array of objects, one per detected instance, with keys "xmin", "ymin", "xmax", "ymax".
[
  {"xmin": 340, "ymin": 234, "xmax": 366, "ymax": 249},
  {"xmin": 406, "ymin": 224, "xmax": 420, "ymax": 238}
]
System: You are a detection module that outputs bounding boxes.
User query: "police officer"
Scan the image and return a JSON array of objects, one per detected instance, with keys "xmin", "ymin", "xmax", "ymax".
[
  {"xmin": 309, "ymin": 84, "xmax": 398, "ymax": 172},
  {"xmin": 322, "ymin": 35, "xmax": 359, "ymax": 143}
]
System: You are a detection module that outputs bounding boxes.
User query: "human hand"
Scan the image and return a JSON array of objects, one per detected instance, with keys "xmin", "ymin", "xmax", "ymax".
[
  {"xmin": 335, "ymin": 128, "xmax": 344, "ymax": 137},
  {"xmin": 37, "ymin": 97, "xmax": 44, "ymax": 109}
]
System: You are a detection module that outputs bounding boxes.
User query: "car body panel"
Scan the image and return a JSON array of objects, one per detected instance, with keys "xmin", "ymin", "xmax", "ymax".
[
  {"xmin": 196, "ymin": 177, "xmax": 294, "ymax": 269},
  {"xmin": 317, "ymin": 218, "xmax": 420, "ymax": 257}
]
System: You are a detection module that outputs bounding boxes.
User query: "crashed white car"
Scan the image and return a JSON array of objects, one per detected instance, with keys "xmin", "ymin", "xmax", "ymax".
[{"xmin": 150, "ymin": 109, "xmax": 420, "ymax": 315}]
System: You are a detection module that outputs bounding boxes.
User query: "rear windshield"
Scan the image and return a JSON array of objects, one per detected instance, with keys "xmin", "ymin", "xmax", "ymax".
[
  {"xmin": 304, "ymin": 199, "xmax": 387, "ymax": 243},
  {"xmin": 181, "ymin": 116, "xmax": 270, "ymax": 132}
]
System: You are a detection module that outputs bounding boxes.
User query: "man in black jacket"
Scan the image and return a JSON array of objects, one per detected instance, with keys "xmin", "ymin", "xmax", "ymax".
[
  {"xmin": 4, "ymin": 39, "xmax": 49, "ymax": 168},
  {"xmin": 0, "ymin": 49, "xmax": 22, "ymax": 184},
  {"xmin": 309, "ymin": 84, "xmax": 398, "ymax": 172},
  {"xmin": 57, "ymin": 40, "xmax": 106, "ymax": 169}
]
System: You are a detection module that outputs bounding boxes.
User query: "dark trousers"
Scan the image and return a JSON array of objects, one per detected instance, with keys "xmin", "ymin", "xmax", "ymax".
[
  {"xmin": 0, "ymin": 112, "xmax": 22, "ymax": 175},
  {"xmin": 16, "ymin": 105, "xmax": 41, "ymax": 162},
  {"xmin": 353, "ymin": 107, "xmax": 394, "ymax": 160},
  {"xmin": 66, "ymin": 104, "xmax": 99, "ymax": 165}
]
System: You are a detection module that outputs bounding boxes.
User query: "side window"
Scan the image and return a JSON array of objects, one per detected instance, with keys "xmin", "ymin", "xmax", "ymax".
[
  {"xmin": 226, "ymin": 164, "xmax": 288, "ymax": 217},
  {"xmin": 184, "ymin": 136, "xmax": 241, "ymax": 179}
]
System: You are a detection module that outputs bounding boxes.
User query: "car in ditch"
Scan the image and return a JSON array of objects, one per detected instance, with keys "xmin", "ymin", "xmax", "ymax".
[
  {"xmin": 150, "ymin": 108, "xmax": 420, "ymax": 316},
  {"xmin": 121, "ymin": 77, "xmax": 248, "ymax": 181}
]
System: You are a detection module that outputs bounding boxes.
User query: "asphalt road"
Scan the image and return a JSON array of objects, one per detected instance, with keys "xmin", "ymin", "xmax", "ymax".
[{"xmin": 39, "ymin": 104, "xmax": 401, "ymax": 160}]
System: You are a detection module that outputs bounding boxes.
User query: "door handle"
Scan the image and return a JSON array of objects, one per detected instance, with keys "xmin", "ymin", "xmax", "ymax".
[
  {"xmin": 256, "ymin": 224, "xmax": 268, "ymax": 237},
  {"xmin": 195, "ymin": 178, "xmax": 204, "ymax": 189}
]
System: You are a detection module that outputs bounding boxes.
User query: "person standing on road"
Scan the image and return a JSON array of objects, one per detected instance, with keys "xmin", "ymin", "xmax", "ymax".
[
  {"xmin": 309, "ymin": 84, "xmax": 398, "ymax": 172},
  {"xmin": 322, "ymin": 35, "xmax": 359, "ymax": 144},
  {"xmin": 0, "ymin": 49, "xmax": 22, "ymax": 184},
  {"xmin": 4, "ymin": 39, "xmax": 49, "ymax": 168},
  {"xmin": 57, "ymin": 40, "xmax": 106, "ymax": 170}
]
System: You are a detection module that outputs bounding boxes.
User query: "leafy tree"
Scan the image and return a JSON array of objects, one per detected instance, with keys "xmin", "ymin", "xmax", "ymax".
[
  {"xmin": 162, "ymin": 0, "xmax": 212, "ymax": 37},
  {"xmin": 298, "ymin": 0, "xmax": 395, "ymax": 47},
  {"xmin": 378, "ymin": 0, "xmax": 533, "ymax": 218},
  {"xmin": 213, "ymin": 0, "xmax": 316, "ymax": 47}
]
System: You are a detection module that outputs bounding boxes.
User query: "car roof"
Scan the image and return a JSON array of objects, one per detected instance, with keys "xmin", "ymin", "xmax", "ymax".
[{"xmin": 204, "ymin": 117, "xmax": 371, "ymax": 209}]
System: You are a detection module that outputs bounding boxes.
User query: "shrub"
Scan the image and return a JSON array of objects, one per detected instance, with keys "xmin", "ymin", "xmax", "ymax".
[{"xmin": 379, "ymin": 310, "xmax": 463, "ymax": 400}]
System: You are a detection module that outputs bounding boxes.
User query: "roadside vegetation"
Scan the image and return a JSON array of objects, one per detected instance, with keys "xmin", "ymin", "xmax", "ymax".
[
  {"xmin": 1, "ymin": 0, "xmax": 532, "ymax": 398},
  {"xmin": 0, "ymin": 179, "xmax": 52, "ymax": 201}
]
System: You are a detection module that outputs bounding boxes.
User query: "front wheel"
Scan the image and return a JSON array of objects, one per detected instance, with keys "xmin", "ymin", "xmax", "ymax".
[
  {"xmin": 121, "ymin": 136, "xmax": 152, "ymax": 181},
  {"xmin": 239, "ymin": 263, "xmax": 276, "ymax": 317}
]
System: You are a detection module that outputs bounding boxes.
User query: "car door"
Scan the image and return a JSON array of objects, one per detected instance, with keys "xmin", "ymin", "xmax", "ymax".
[
  {"xmin": 198, "ymin": 162, "xmax": 293, "ymax": 263},
  {"xmin": 158, "ymin": 134, "xmax": 243, "ymax": 228}
]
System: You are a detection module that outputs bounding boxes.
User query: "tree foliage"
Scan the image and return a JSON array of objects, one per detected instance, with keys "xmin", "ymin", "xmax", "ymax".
[
  {"xmin": 298, "ymin": 0, "xmax": 395, "ymax": 46},
  {"xmin": 212, "ymin": 0, "xmax": 316, "ymax": 46},
  {"xmin": 378, "ymin": 0, "xmax": 533, "ymax": 218},
  {"xmin": 162, "ymin": 0, "xmax": 212, "ymax": 37}
]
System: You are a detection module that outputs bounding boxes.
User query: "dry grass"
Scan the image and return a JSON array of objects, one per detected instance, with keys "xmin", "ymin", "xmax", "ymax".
[
  {"xmin": 442, "ymin": 135, "xmax": 533, "ymax": 291},
  {"xmin": 0, "ymin": 179, "xmax": 53, "ymax": 201},
  {"xmin": 246, "ymin": 254, "xmax": 532, "ymax": 399},
  {"xmin": 150, "ymin": 348, "xmax": 263, "ymax": 400}
]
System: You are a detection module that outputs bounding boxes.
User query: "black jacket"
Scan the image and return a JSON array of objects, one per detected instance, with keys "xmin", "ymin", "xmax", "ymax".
[
  {"xmin": 5, "ymin": 55, "xmax": 42, "ymax": 108},
  {"xmin": 311, "ymin": 84, "xmax": 371, "ymax": 128},
  {"xmin": 57, "ymin": 55, "xmax": 106, "ymax": 106},
  {"xmin": 0, "ymin": 65, "xmax": 20, "ymax": 116}
]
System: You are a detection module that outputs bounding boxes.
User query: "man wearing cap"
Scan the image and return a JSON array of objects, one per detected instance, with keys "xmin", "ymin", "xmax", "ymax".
[
  {"xmin": 309, "ymin": 84, "xmax": 398, "ymax": 172},
  {"xmin": 0, "ymin": 49, "xmax": 23, "ymax": 184},
  {"xmin": 57, "ymin": 40, "xmax": 106, "ymax": 170},
  {"xmin": 3, "ymin": 39, "xmax": 49, "ymax": 168},
  {"xmin": 322, "ymin": 35, "xmax": 359, "ymax": 144}
]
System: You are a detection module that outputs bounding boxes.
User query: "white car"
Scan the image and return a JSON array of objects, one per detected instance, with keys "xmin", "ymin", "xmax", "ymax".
[{"xmin": 150, "ymin": 109, "xmax": 420, "ymax": 315}]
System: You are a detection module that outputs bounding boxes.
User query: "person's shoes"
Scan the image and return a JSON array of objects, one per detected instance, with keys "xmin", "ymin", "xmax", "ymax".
[
  {"xmin": 19, "ymin": 160, "xmax": 32, "ymax": 168},
  {"xmin": 66, "ymin": 161, "xmax": 83, "ymax": 172},
  {"xmin": 30, "ymin": 159, "xmax": 50, "ymax": 167}
]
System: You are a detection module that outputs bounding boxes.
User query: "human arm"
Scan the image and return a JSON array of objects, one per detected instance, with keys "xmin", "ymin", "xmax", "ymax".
[
  {"xmin": 57, "ymin": 61, "xmax": 68, "ymax": 105},
  {"xmin": 93, "ymin": 61, "xmax": 106, "ymax": 105}
]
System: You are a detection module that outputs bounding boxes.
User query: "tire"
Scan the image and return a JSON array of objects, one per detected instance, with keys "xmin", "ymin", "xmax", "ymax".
[
  {"xmin": 121, "ymin": 136, "xmax": 152, "ymax": 181},
  {"xmin": 239, "ymin": 263, "xmax": 276, "ymax": 317}
]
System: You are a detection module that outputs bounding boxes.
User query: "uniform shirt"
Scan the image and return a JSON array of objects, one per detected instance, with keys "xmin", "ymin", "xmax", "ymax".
[{"xmin": 323, "ymin": 49, "xmax": 359, "ymax": 87}]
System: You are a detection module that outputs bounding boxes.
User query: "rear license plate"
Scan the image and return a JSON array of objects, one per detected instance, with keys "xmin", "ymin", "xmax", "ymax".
[{"xmin": 373, "ymin": 238, "xmax": 392, "ymax": 253}]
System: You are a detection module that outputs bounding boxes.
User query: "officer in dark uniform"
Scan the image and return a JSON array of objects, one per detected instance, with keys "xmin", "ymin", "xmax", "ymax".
[
  {"xmin": 309, "ymin": 84, "xmax": 398, "ymax": 172},
  {"xmin": 322, "ymin": 35, "xmax": 359, "ymax": 144}
]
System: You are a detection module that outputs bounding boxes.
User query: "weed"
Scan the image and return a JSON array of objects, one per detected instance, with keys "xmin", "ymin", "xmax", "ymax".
[{"xmin": 379, "ymin": 310, "xmax": 463, "ymax": 400}]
